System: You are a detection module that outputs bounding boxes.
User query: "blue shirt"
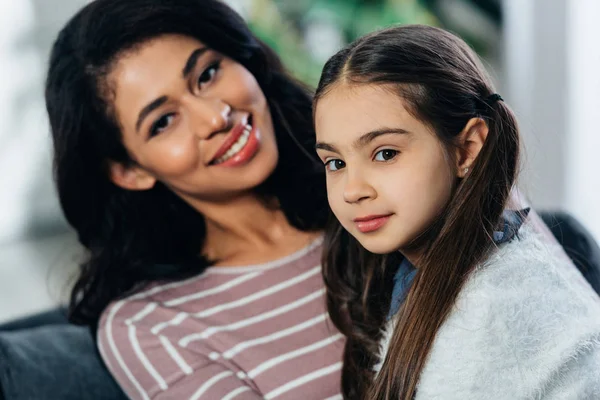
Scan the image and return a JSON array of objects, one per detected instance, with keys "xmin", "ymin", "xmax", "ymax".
[{"xmin": 387, "ymin": 208, "xmax": 530, "ymax": 319}]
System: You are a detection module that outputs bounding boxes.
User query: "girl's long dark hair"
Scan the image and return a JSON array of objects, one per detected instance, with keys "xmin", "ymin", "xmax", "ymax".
[
  {"xmin": 46, "ymin": 0, "xmax": 328, "ymax": 331},
  {"xmin": 314, "ymin": 25, "xmax": 520, "ymax": 399}
]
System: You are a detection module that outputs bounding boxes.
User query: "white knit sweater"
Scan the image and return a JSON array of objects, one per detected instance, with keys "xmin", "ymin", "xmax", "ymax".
[{"xmin": 376, "ymin": 223, "xmax": 600, "ymax": 399}]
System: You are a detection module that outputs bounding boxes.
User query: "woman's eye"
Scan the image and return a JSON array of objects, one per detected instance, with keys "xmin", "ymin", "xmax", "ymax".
[
  {"xmin": 374, "ymin": 149, "xmax": 398, "ymax": 161},
  {"xmin": 197, "ymin": 61, "xmax": 221, "ymax": 88},
  {"xmin": 325, "ymin": 159, "xmax": 346, "ymax": 172},
  {"xmin": 149, "ymin": 113, "xmax": 175, "ymax": 137}
]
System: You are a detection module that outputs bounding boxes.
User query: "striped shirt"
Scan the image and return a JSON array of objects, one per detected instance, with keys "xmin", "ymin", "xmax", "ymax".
[{"xmin": 98, "ymin": 237, "xmax": 344, "ymax": 400}]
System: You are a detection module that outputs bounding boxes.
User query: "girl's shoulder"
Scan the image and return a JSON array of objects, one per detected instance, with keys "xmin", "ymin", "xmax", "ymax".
[
  {"xmin": 456, "ymin": 221, "xmax": 600, "ymax": 358},
  {"xmin": 417, "ymin": 222, "xmax": 600, "ymax": 398},
  {"xmin": 466, "ymin": 221, "xmax": 600, "ymax": 316}
]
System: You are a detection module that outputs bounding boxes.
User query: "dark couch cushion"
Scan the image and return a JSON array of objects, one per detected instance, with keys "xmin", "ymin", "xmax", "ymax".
[
  {"xmin": 0, "ymin": 308, "xmax": 69, "ymax": 332},
  {"xmin": 0, "ymin": 325, "xmax": 126, "ymax": 400},
  {"xmin": 540, "ymin": 211, "xmax": 600, "ymax": 294}
]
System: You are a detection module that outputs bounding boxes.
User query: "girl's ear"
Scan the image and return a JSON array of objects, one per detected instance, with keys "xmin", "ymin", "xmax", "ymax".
[
  {"xmin": 455, "ymin": 117, "xmax": 489, "ymax": 178},
  {"xmin": 108, "ymin": 161, "xmax": 156, "ymax": 191}
]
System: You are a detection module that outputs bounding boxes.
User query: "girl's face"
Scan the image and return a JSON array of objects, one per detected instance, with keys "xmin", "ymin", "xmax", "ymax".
[
  {"xmin": 315, "ymin": 84, "xmax": 456, "ymax": 256},
  {"xmin": 107, "ymin": 34, "xmax": 278, "ymax": 203}
]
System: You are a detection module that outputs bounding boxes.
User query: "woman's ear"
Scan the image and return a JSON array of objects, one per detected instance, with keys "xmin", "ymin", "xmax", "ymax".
[
  {"xmin": 455, "ymin": 117, "xmax": 489, "ymax": 178},
  {"xmin": 108, "ymin": 161, "xmax": 156, "ymax": 191}
]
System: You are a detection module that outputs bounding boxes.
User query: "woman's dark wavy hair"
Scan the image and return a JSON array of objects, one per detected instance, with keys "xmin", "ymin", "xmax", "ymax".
[
  {"xmin": 314, "ymin": 25, "xmax": 520, "ymax": 399},
  {"xmin": 46, "ymin": 0, "xmax": 327, "ymax": 330}
]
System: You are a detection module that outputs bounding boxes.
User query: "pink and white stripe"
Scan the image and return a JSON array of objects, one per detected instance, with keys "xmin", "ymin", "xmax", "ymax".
[{"xmin": 98, "ymin": 237, "xmax": 344, "ymax": 399}]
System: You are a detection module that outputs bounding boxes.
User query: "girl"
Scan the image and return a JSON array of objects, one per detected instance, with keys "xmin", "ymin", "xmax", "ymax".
[
  {"xmin": 314, "ymin": 25, "xmax": 600, "ymax": 399},
  {"xmin": 45, "ymin": 0, "xmax": 343, "ymax": 398}
]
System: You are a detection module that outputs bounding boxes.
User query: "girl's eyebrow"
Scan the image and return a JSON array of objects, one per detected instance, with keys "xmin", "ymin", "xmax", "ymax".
[
  {"xmin": 315, "ymin": 127, "xmax": 410, "ymax": 153},
  {"xmin": 315, "ymin": 142, "xmax": 338, "ymax": 152},
  {"xmin": 354, "ymin": 127, "xmax": 411, "ymax": 148}
]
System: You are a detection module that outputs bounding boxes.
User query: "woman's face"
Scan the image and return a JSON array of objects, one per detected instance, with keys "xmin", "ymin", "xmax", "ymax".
[{"xmin": 107, "ymin": 34, "xmax": 278, "ymax": 202}]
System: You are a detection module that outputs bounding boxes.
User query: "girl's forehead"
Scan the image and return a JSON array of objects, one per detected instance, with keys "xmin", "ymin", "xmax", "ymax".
[{"xmin": 315, "ymin": 84, "xmax": 422, "ymax": 141}]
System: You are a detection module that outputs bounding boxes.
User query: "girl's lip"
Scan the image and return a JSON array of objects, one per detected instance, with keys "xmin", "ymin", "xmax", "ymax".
[
  {"xmin": 209, "ymin": 114, "xmax": 250, "ymax": 164},
  {"xmin": 354, "ymin": 214, "xmax": 393, "ymax": 233},
  {"xmin": 353, "ymin": 214, "xmax": 392, "ymax": 222}
]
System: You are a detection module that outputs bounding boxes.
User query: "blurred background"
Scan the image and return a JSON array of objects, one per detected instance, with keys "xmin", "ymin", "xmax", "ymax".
[{"xmin": 0, "ymin": 0, "xmax": 598, "ymax": 323}]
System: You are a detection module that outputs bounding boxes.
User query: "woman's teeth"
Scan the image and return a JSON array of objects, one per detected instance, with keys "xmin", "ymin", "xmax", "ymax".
[{"xmin": 214, "ymin": 123, "xmax": 252, "ymax": 164}]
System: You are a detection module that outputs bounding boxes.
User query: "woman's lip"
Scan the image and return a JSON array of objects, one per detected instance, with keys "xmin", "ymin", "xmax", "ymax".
[
  {"xmin": 209, "ymin": 114, "xmax": 250, "ymax": 164},
  {"xmin": 215, "ymin": 124, "xmax": 260, "ymax": 167},
  {"xmin": 354, "ymin": 214, "xmax": 392, "ymax": 233}
]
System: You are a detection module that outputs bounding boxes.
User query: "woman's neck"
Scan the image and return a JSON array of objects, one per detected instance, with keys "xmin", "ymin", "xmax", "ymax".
[{"xmin": 186, "ymin": 192, "xmax": 320, "ymax": 266}]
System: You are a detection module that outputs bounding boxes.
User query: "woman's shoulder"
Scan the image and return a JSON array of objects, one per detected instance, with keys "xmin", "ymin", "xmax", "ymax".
[
  {"xmin": 94, "ymin": 273, "xmax": 235, "ymax": 398},
  {"xmin": 96, "ymin": 272, "xmax": 214, "ymax": 345},
  {"xmin": 97, "ymin": 235, "xmax": 326, "ymax": 333}
]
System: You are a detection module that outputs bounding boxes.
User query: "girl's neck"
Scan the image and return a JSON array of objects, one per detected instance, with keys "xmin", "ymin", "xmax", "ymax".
[{"xmin": 398, "ymin": 249, "xmax": 423, "ymax": 268}]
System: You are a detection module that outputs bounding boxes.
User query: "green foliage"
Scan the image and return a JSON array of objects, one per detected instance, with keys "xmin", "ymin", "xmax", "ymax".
[{"xmin": 238, "ymin": 0, "xmax": 438, "ymax": 86}]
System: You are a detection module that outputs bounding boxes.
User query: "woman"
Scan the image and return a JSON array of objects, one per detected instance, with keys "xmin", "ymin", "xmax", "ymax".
[
  {"xmin": 46, "ymin": 0, "xmax": 343, "ymax": 398},
  {"xmin": 313, "ymin": 25, "xmax": 600, "ymax": 399}
]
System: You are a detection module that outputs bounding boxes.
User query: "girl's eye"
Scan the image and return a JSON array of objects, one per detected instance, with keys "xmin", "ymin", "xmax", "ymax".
[
  {"xmin": 325, "ymin": 159, "xmax": 346, "ymax": 172},
  {"xmin": 149, "ymin": 113, "xmax": 175, "ymax": 137},
  {"xmin": 197, "ymin": 61, "xmax": 221, "ymax": 89},
  {"xmin": 374, "ymin": 149, "xmax": 398, "ymax": 161}
]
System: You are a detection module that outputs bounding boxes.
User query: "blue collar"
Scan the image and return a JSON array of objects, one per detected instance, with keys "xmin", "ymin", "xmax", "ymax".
[{"xmin": 387, "ymin": 208, "xmax": 530, "ymax": 319}]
